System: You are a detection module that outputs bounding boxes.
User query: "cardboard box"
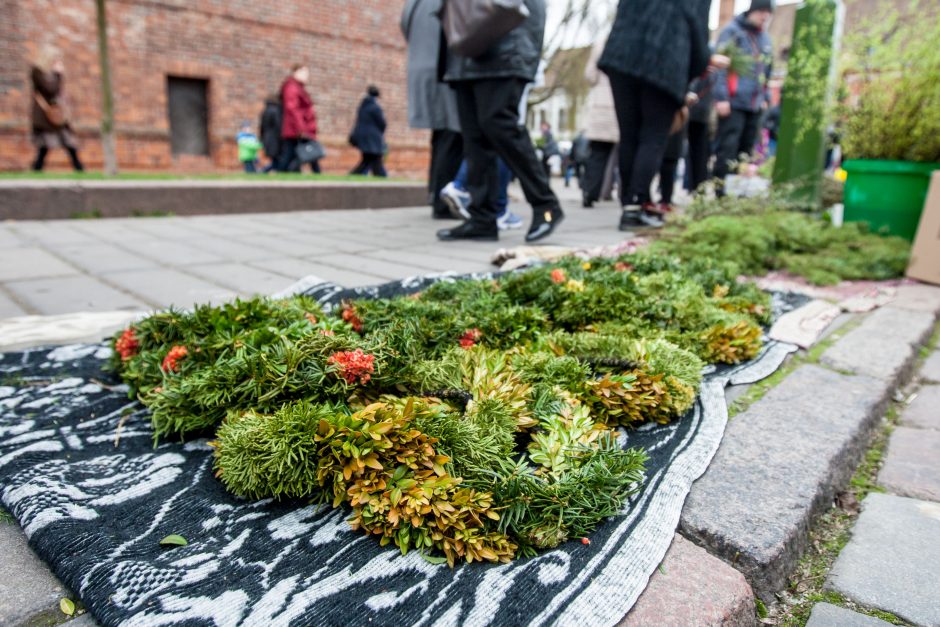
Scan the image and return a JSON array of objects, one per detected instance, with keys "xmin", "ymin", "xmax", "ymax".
[{"xmin": 907, "ymin": 171, "xmax": 940, "ymax": 286}]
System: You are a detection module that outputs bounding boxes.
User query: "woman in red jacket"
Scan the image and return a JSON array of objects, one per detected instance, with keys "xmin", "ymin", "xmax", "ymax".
[{"xmin": 278, "ymin": 64, "xmax": 319, "ymax": 173}]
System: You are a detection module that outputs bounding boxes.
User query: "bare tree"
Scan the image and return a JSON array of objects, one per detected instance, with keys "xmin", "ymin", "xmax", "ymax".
[{"xmin": 95, "ymin": 0, "xmax": 118, "ymax": 175}]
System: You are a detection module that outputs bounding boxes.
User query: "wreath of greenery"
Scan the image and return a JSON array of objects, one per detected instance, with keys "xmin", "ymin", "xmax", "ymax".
[{"xmin": 110, "ymin": 253, "xmax": 773, "ymax": 565}]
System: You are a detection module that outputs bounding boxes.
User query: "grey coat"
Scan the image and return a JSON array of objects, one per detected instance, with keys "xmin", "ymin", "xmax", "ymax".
[
  {"xmin": 443, "ymin": 0, "xmax": 545, "ymax": 83},
  {"xmin": 401, "ymin": 0, "xmax": 461, "ymax": 131}
]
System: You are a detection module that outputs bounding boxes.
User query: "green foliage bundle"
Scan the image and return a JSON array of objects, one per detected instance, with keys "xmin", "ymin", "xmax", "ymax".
[
  {"xmin": 839, "ymin": 2, "xmax": 940, "ymax": 162},
  {"xmin": 112, "ymin": 254, "xmax": 776, "ymax": 563},
  {"xmin": 650, "ymin": 212, "xmax": 910, "ymax": 285}
]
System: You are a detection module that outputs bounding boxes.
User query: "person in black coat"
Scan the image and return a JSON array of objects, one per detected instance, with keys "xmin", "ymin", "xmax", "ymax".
[
  {"xmin": 436, "ymin": 0, "xmax": 563, "ymax": 243},
  {"xmin": 349, "ymin": 86, "xmax": 388, "ymax": 177},
  {"xmin": 598, "ymin": 0, "xmax": 711, "ymax": 230},
  {"xmin": 259, "ymin": 93, "xmax": 282, "ymax": 172}
]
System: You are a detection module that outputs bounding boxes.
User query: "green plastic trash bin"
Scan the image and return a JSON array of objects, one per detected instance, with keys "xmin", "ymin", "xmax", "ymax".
[{"xmin": 843, "ymin": 159, "xmax": 940, "ymax": 241}]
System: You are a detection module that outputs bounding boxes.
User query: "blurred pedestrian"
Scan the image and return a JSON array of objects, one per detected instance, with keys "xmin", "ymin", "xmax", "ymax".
[
  {"xmin": 259, "ymin": 93, "xmax": 283, "ymax": 172},
  {"xmin": 712, "ymin": 0, "xmax": 775, "ymax": 195},
  {"xmin": 582, "ymin": 31, "xmax": 619, "ymax": 208},
  {"xmin": 236, "ymin": 121, "xmax": 263, "ymax": 173},
  {"xmin": 279, "ymin": 64, "xmax": 320, "ymax": 173},
  {"xmin": 437, "ymin": 0, "xmax": 563, "ymax": 243},
  {"xmin": 565, "ymin": 131, "xmax": 588, "ymax": 187},
  {"xmin": 440, "ymin": 157, "xmax": 524, "ymax": 230},
  {"xmin": 349, "ymin": 85, "xmax": 388, "ymax": 177},
  {"xmin": 599, "ymin": 0, "xmax": 711, "ymax": 230},
  {"xmin": 686, "ymin": 71, "xmax": 716, "ymax": 192},
  {"xmin": 657, "ymin": 126, "xmax": 685, "ymax": 212},
  {"xmin": 539, "ymin": 121, "xmax": 560, "ymax": 179},
  {"xmin": 30, "ymin": 47, "xmax": 83, "ymax": 172},
  {"xmin": 401, "ymin": 0, "xmax": 464, "ymax": 218}
]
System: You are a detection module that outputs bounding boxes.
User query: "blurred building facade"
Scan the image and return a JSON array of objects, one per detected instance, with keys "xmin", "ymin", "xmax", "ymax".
[{"xmin": 0, "ymin": 0, "xmax": 429, "ymax": 175}]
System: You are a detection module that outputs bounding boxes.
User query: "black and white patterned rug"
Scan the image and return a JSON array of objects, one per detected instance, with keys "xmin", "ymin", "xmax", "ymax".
[{"xmin": 0, "ymin": 277, "xmax": 800, "ymax": 626}]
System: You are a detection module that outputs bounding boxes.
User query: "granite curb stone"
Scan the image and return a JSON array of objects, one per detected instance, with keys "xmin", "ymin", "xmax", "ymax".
[
  {"xmin": 826, "ymin": 493, "xmax": 940, "ymax": 627},
  {"xmin": 619, "ymin": 534, "xmax": 756, "ymax": 627},
  {"xmin": 805, "ymin": 603, "xmax": 892, "ymax": 627},
  {"xmin": 820, "ymin": 306, "xmax": 935, "ymax": 383},
  {"xmin": 0, "ymin": 522, "xmax": 72, "ymax": 625},
  {"xmin": 900, "ymin": 385, "xmax": 940, "ymax": 430},
  {"xmin": 889, "ymin": 284, "xmax": 940, "ymax": 314},
  {"xmin": 877, "ymin": 426, "xmax": 940, "ymax": 502},
  {"xmin": 680, "ymin": 364, "xmax": 891, "ymax": 600}
]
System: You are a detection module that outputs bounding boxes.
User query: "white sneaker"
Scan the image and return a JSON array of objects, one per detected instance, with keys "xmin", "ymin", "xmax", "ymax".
[
  {"xmin": 440, "ymin": 182, "xmax": 471, "ymax": 220},
  {"xmin": 497, "ymin": 211, "xmax": 524, "ymax": 230}
]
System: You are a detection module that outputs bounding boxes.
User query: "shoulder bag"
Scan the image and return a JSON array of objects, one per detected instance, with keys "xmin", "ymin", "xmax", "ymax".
[{"xmin": 441, "ymin": 0, "xmax": 530, "ymax": 58}]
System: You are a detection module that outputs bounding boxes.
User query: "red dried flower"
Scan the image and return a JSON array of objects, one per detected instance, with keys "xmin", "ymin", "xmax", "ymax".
[
  {"xmin": 319, "ymin": 329, "xmax": 335, "ymax": 336},
  {"xmin": 459, "ymin": 328, "xmax": 482, "ymax": 349},
  {"xmin": 614, "ymin": 262, "xmax": 634, "ymax": 272},
  {"xmin": 550, "ymin": 268, "xmax": 566, "ymax": 284},
  {"xmin": 581, "ymin": 537, "xmax": 591, "ymax": 545},
  {"xmin": 327, "ymin": 349, "xmax": 375, "ymax": 385},
  {"xmin": 161, "ymin": 345, "xmax": 188, "ymax": 373},
  {"xmin": 341, "ymin": 303, "xmax": 364, "ymax": 333},
  {"xmin": 305, "ymin": 312, "xmax": 319, "ymax": 325},
  {"xmin": 115, "ymin": 328, "xmax": 140, "ymax": 362}
]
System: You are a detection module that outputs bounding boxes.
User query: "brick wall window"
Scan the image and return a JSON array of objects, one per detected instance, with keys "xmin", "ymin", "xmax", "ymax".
[{"xmin": 167, "ymin": 76, "xmax": 210, "ymax": 156}]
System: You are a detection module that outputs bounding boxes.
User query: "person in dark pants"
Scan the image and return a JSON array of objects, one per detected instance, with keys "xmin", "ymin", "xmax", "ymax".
[
  {"xmin": 581, "ymin": 33, "xmax": 619, "ymax": 207},
  {"xmin": 259, "ymin": 93, "xmax": 282, "ymax": 173},
  {"xmin": 685, "ymin": 71, "xmax": 716, "ymax": 192},
  {"xmin": 30, "ymin": 49, "xmax": 84, "ymax": 172},
  {"xmin": 349, "ymin": 85, "xmax": 388, "ymax": 177},
  {"xmin": 401, "ymin": 0, "xmax": 463, "ymax": 216},
  {"xmin": 279, "ymin": 65, "xmax": 320, "ymax": 173},
  {"xmin": 712, "ymin": 0, "xmax": 775, "ymax": 194},
  {"xmin": 599, "ymin": 0, "xmax": 711, "ymax": 231},
  {"xmin": 657, "ymin": 128, "xmax": 685, "ymax": 211},
  {"xmin": 437, "ymin": 0, "xmax": 563, "ymax": 243}
]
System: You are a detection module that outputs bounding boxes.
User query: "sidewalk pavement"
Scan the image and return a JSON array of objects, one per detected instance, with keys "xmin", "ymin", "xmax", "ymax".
[
  {"xmin": 0, "ymin": 181, "xmax": 626, "ymax": 321},
  {"xmin": 808, "ymin": 346, "xmax": 940, "ymax": 627}
]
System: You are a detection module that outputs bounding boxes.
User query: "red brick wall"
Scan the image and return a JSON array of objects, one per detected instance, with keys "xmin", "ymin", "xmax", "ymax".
[{"xmin": 0, "ymin": 0, "xmax": 430, "ymax": 177}]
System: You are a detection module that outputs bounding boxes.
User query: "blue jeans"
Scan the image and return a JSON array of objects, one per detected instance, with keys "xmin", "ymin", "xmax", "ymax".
[
  {"xmin": 454, "ymin": 158, "xmax": 513, "ymax": 213},
  {"xmin": 242, "ymin": 160, "xmax": 258, "ymax": 173}
]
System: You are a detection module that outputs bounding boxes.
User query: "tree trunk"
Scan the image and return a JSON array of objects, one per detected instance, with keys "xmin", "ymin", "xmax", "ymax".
[{"xmin": 95, "ymin": 0, "xmax": 118, "ymax": 175}]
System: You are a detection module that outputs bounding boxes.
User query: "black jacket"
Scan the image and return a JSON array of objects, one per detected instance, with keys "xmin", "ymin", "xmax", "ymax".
[
  {"xmin": 598, "ymin": 0, "xmax": 711, "ymax": 105},
  {"xmin": 349, "ymin": 96, "xmax": 387, "ymax": 155},
  {"xmin": 259, "ymin": 99, "xmax": 282, "ymax": 159},
  {"xmin": 443, "ymin": 0, "xmax": 545, "ymax": 83}
]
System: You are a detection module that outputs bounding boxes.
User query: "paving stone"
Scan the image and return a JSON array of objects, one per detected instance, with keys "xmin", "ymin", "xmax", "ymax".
[
  {"xmin": 826, "ymin": 493, "xmax": 940, "ymax": 627},
  {"xmin": 65, "ymin": 613, "xmax": 99, "ymax": 625},
  {"xmin": 820, "ymin": 306, "xmax": 935, "ymax": 382},
  {"xmin": 0, "ymin": 247, "xmax": 79, "ymax": 282},
  {"xmin": 921, "ymin": 351, "xmax": 940, "ymax": 384},
  {"xmin": 5, "ymin": 276, "xmax": 150, "ymax": 316},
  {"xmin": 619, "ymin": 534, "xmax": 756, "ymax": 627},
  {"xmin": 680, "ymin": 364, "xmax": 890, "ymax": 600},
  {"xmin": 104, "ymin": 268, "xmax": 238, "ymax": 309},
  {"xmin": 805, "ymin": 603, "xmax": 892, "ymax": 627},
  {"xmin": 186, "ymin": 263, "xmax": 298, "ymax": 296},
  {"xmin": 0, "ymin": 522, "xmax": 70, "ymax": 625},
  {"xmin": 116, "ymin": 238, "xmax": 225, "ymax": 267},
  {"xmin": 901, "ymin": 385, "xmax": 940, "ymax": 430},
  {"xmin": 0, "ymin": 289, "xmax": 29, "ymax": 318},
  {"xmin": 889, "ymin": 283, "xmax": 940, "ymax": 315},
  {"xmin": 310, "ymin": 252, "xmax": 433, "ymax": 282},
  {"xmin": 53, "ymin": 242, "xmax": 160, "ymax": 275},
  {"xmin": 877, "ymin": 427, "xmax": 940, "ymax": 502},
  {"xmin": 250, "ymin": 258, "xmax": 386, "ymax": 288}
]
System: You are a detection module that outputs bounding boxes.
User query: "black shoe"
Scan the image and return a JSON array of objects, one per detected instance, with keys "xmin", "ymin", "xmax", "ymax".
[
  {"xmin": 437, "ymin": 221, "xmax": 499, "ymax": 241},
  {"xmin": 526, "ymin": 206, "xmax": 565, "ymax": 243},
  {"xmin": 582, "ymin": 196, "xmax": 594, "ymax": 208}
]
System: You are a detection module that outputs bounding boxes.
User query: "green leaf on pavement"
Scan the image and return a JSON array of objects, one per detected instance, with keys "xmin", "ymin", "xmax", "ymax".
[{"xmin": 60, "ymin": 598, "xmax": 76, "ymax": 616}]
